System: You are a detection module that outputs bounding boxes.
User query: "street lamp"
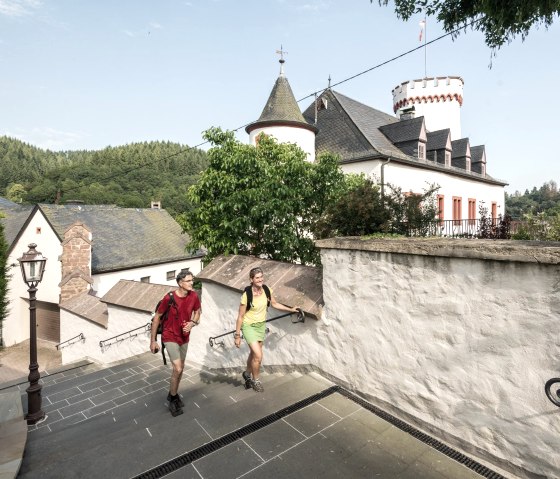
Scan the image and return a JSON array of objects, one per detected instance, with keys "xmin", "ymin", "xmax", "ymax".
[{"xmin": 17, "ymin": 243, "xmax": 47, "ymax": 425}]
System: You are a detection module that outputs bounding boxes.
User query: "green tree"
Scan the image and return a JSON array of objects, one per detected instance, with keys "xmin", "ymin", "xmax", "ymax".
[
  {"xmin": 0, "ymin": 214, "xmax": 8, "ymax": 347},
  {"xmin": 376, "ymin": 0, "xmax": 560, "ymax": 49},
  {"xmin": 5, "ymin": 183, "xmax": 26, "ymax": 203},
  {"xmin": 179, "ymin": 128, "xmax": 345, "ymax": 265}
]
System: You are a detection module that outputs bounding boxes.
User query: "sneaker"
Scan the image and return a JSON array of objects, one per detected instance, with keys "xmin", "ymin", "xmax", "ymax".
[
  {"xmin": 242, "ymin": 370, "xmax": 252, "ymax": 389},
  {"xmin": 169, "ymin": 397, "xmax": 183, "ymax": 417},
  {"xmin": 251, "ymin": 379, "xmax": 264, "ymax": 393},
  {"xmin": 167, "ymin": 392, "xmax": 185, "ymax": 408}
]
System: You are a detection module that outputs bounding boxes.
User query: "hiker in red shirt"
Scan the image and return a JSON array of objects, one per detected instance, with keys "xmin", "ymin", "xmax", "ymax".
[{"xmin": 150, "ymin": 271, "xmax": 201, "ymax": 416}]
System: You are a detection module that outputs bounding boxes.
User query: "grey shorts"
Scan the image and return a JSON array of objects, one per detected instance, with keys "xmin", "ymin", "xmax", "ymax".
[{"xmin": 164, "ymin": 342, "xmax": 189, "ymax": 362}]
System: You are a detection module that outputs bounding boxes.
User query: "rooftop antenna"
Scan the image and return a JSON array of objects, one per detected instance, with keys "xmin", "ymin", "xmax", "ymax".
[{"xmin": 276, "ymin": 45, "xmax": 287, "ymax": 75}]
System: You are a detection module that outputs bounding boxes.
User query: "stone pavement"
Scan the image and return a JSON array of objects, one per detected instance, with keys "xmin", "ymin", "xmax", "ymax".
[{"xmin": 0, "ymin": 351, "xmax": 515, "ymax": 479}]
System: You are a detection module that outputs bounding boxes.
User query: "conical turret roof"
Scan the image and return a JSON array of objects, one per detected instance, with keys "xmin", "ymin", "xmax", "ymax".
[{"xmin": 246, "ymin": 62, "xmax": 317, "ymax": 134}]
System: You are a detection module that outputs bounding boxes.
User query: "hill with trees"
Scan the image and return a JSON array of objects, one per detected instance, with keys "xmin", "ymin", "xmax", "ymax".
[{"xmin": 0, "ymin": 136, "xmax": 208, "ymax": 217}]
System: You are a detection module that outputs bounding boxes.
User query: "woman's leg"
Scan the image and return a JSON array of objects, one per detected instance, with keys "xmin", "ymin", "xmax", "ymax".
[{"xmin": 247, "ymin": 341, "xmax": 263, "ymax": 380}]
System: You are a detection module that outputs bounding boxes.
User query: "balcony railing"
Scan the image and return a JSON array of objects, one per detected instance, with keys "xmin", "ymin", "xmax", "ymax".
[{"xmin": 396, "ymin": 217, "xmax": 520, "ymax": 239}]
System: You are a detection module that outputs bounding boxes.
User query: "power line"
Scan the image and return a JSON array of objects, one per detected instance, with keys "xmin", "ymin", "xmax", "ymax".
[{"xmin": 59, "ymin": 21, "xmax": 476, "ymax": 198}]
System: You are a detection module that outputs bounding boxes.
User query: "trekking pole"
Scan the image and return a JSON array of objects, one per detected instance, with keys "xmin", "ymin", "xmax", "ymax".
[{"xmin": 209, "ymin": 309, "xmax": 305, "ymax": 348}]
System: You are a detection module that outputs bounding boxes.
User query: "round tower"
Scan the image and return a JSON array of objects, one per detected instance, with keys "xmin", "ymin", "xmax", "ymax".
[
  {"xmin": 392, "ymin": 76, "xmax": 463, "ymax": 140},
  {"xmin": 246, "ymin": 52, "xmax": 317, "ymax": 162}
]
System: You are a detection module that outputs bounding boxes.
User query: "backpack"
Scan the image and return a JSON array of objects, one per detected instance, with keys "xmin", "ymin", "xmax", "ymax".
[
  {"xmin": 244, "ymin": 285, "xmax": 271, "ymax": 311},
  {"xmin": 152, "ymin": 292, "xmax": 176, "ymax": 365}
]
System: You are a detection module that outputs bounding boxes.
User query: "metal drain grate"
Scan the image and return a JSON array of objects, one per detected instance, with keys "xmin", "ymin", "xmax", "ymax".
[
  {"xmin": 337, "ymin": 388, "xmax": 506, "ymax": 479},
  {"xmin": 132, "ymin": 386, "xmax": 339, "ymax": 479},
  {"xmin": 133, "ymin": 384, "xmax": 507, "ymax": 479}
]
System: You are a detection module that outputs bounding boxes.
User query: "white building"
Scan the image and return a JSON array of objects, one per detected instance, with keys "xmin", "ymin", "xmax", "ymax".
[
  {"xmin": 246, "ymin": 62, "xmax": 506, "ymax": 223},
  {"xmin": 0, "ymin": 203, "xmax": 204, "ymax": 347}
]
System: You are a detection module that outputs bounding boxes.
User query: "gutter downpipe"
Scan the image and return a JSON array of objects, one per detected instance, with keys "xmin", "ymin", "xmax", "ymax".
[{"xmin": 380, "ymin": 157, "xmax": 391, "ymax": 203}]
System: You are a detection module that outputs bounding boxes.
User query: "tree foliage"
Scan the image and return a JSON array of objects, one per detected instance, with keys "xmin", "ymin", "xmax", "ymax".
[
  {"xmin": 506, "ymin": 180, "xmax": 560, "ymax": 218},
  {"xmin": 376, "ymin": 0, "xmax": 560, "ymax": 49},
  {"xmin": 179, "ymin": 128, "xmax": 346, "ymax": 265},
  {"xmin": 0, "ymin": 136, "xmax": 208, "ymax": 217},
  {"xmin": 315, "ymin": 176, "xmax": 439, "ymax": 238}
]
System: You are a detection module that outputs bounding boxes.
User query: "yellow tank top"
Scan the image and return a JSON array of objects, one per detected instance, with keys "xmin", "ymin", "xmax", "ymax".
[{"xmin": 241, "ymin": 287, "xmax": 272, "ymax": 325}]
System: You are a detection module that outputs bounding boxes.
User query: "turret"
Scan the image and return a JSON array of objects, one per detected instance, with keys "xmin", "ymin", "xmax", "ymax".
[{"xmin": 392, "ymin": 76, "xmax": 463, "ymax": 140}]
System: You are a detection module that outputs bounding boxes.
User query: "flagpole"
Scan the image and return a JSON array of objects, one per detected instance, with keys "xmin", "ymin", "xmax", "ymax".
[{"xmin": 424, "ymin": 17, "xmax": 427, "ymax": 78}]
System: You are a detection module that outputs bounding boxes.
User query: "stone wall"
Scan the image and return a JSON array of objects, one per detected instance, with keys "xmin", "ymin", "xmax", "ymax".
[
  {"xmin": 192, "ymin": 240, "xmax": 560, "ymax": 479},
  {"xmin": 59, "ymin": 222, "xmax": 93, "ymax": 303}
]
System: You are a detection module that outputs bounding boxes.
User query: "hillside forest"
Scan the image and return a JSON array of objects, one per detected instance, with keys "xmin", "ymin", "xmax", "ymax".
[
  {"xmin": 1, "ymin": 135, "xmax": 559, "ymax": 221},
  {"xmin": 0, "ymin": 136, "xmax": 208, "ymax": 218}
]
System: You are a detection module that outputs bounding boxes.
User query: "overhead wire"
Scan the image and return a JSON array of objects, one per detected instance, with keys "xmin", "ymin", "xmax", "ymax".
[{"xmin": 59, "ymin": 19, "xmax": 479, "ymax": 197}]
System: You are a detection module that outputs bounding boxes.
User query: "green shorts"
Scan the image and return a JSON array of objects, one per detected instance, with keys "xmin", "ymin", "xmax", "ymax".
[
  {"xmin": 164, "ymin": 342, "xmax": 189, "ymax": 362},
  {"xmin": 241, "ymin": 322, "xmax": 266, "ymax": 344}
]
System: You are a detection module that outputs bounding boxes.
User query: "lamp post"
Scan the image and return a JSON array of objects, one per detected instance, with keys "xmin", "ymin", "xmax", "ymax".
[{"xmin": 17, "ymin": 243, "xmax": 47, "ymax": 425}]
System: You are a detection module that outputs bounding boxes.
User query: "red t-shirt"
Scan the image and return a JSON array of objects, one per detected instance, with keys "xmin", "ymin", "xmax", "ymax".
[{"xmin": 157, "ymin": 290, "xmax": 201, "ymax": 345}]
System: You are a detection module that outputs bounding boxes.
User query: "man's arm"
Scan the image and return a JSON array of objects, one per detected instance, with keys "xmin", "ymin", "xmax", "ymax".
[{"xmin": 150, "ymin": 312, "xmax": 161, "ymax": 353}]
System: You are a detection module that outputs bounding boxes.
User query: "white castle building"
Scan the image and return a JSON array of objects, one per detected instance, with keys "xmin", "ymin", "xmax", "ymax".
[{"xmin": 246, "ymin": 59, "xmax": 506, "ymax": 224}]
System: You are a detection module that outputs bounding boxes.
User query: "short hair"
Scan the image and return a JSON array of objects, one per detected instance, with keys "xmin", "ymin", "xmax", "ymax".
[
  {"xmin": 176, "ymin": 270, "xmax": 193, "ymax": 284},
  {"xmin": 249, "ymin": 267, "xmax": 263, "ymax": 279}
]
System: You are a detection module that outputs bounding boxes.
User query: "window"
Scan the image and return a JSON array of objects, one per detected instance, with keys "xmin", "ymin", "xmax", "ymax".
[
  {"xmin": 36, "ymin": 227, "xmax": 41, "ymax": 234},
  {"xmin": 491, "ymin": 202, "xmax": 498, "ymax": 225},
  {"xmin": 140, "ymin": 276, "xmax": 150, "ymax": 283},
  {"xmin": 468, "ymin": 198, "xmax": 476, "ymax": 225},
  {"xmin": 180, "ymin": 268, "xmax": 190, "ymax": 275},
  {"xmin": 452, "ymin": 196, "xmax": 462, "ymax": 224},
  {"xmin": 437, "ymin": 195, "xmax": 444, "ymax": 224},
  {"xmin": 166, "ymin": 270, "xmax": 176, "ymax": 281},
  {"xmin": 418, "ymin": 143, "xmax": 425, "ymax": 159}
]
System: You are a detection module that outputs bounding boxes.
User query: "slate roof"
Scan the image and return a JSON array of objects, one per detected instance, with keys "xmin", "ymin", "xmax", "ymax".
[
  {"xmin": 0, "ymin": 204, "xmax": 34, "ymax": 250},
  {"xmin": 379, "ymin": 116, "xmax": 425, "ymax": 144},
  {"xmin": 0, "ymin": 197, "xmax": 17, "ymax": 208},
  {"xmin": 38, "ymin": 204, "xmax": 203, "ymax": 274},
  {"xmin": 451, "ymin": 138, "xmax": 470, "ymax": 158},
  {"xmin": 426, "ymin": 129, "xmax": 451, "ymax": 151},
  {"xmin": 302, "ymin": 89, "xmax": 408, "ymax": 161},
  {"xmin": 471, "ymin": 145, "xmax": 486, "ymax": 164},
  {"xmin": 101, "ymin": 279, "xmax": 178, "ymax": 314},
  {"xmin": 246, "ymin": 74, "xmax": 315, "ymax": 133},
  {"xmin": 198, "ymin": 254, "xmax": 323, "ymax": 319}
]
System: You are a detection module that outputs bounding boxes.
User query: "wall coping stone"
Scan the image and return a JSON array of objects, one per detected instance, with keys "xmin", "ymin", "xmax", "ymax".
[{"xmin": 315, "ymin": 237, "xmax": 560, "ymax": 264}]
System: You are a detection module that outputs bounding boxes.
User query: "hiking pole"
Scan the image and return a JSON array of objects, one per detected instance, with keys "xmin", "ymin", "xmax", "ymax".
[{"xmin": 209, "ymin": 309, "xmax": 305, "ymax": 348}]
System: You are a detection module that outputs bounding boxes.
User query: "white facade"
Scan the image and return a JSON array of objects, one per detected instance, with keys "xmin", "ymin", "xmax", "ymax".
[
  {"xmin": 248, "ymin": 125, "xmax": 316, "ymax": 162},
  {"xmin": 392, "ymin": 77, "xmax": 464, "ymax": 140},
  {"xmin": 341, "ymin": 159, "xmax": 505, "ymax": 222},
  {"xmin": 94, "ymin": 259, "xmax": 203, "ymax": 297}
]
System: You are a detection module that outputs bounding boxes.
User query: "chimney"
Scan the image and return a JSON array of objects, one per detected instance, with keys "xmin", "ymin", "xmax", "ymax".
[
  {"xmin": 398, "ymin": 105, "xmax": 415, "ymax": 121},
  {"xmin": 151, "ymin": 201, "xmax": 161, "ymax": 209},
  {"xmin": 59, "ymin": 221, "xmax": 93, "ymax": 303}
]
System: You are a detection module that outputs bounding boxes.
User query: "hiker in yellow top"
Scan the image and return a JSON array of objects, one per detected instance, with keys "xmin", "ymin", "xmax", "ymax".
[{"xmin": 234, "ymin": 267, "xmax": 299, "ymax": 392}]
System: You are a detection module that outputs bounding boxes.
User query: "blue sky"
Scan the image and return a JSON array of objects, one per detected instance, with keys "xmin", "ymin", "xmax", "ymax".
[{"xmin": 0, "ymin": 0, "xmax": 559, "ymax": 194}]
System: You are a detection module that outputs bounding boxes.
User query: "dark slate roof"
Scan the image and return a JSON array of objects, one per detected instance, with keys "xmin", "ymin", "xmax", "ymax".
[
  {"xmin": 426, "ymin": 129, "xmax": 451, "ymax": 151},
  {"xmin": 246, "ymin": 74, "xmax": 315, "ymax": 133},
  {"xmin": 302, "ymin": 89, "xmax": 408, "ymax": 161},
  {"xmin": 379, "ymin": 116, "xmax": 425, "ymax": 144},
  {"xmin": 198, "ymin": 254, "xmax": 322, "ymax": 319},
  {"xmin": 0, "ymin": 204, "xmax": 34, "ymax": 250},
  {"xmin": 471, "ymin": 145, "xmax": 486, "ymax": 164},
  {"xmin": 0, "ymin": 197, "xmax": 17, "ymax": 207},
  {"xmin": 38, "ymin": 204, "xmax": 203, "ymax": 274},
  {"xmin": 451, "ymin": 138, "xmax": 470, "ymax": 158}
]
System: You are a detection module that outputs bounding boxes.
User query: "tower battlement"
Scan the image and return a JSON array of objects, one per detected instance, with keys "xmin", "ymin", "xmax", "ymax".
[{"xmin": 392, "ymin": 76, "xmax": 464, "ymax": 140}]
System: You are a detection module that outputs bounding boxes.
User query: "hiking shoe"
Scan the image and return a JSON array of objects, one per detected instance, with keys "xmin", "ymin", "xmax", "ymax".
[
  {"xmin": 167, "ymin": 392, "xmax": 184, "ymax": 408},
  {"xmin": 169, "ymin": 398, "xmax": 183, "ymax": 417},
  {"xmin": 251, "ymin": 379, "xmax": 264, "ymax": 393},
  {"xmin": 242, "ymin": 370, "xmax": 252, "ymax": 389}
]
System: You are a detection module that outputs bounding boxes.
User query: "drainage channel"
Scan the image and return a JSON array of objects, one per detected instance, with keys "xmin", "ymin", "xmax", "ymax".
[{"xmin": 133, "ymin": 385, "xmax": 506, "ymax": 479}]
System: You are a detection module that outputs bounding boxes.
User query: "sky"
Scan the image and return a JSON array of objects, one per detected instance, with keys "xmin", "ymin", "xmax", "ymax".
[{"xmin": 1, "ymin": 0, "xmax": 559, "ymax": 194}]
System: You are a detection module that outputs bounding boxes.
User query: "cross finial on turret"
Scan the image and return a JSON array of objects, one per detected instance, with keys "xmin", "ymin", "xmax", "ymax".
[
  {"xmin": 276, "ymin": 45, "xmax": 288, "ymax": 75},
  {"xmin": 328, "ymin": 75, "xmax": 331, "ymax": 88}
]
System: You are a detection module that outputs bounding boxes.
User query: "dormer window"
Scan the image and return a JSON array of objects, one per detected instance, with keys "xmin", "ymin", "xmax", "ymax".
[
  {"xmin": 481, "ymin": 164, "xmax": 486, "ymax": 176},
  {"xmin": 418, "ymin": 143, "xmax": 425, "ymax": 159},
  {"xmin": 466, "ymin": 159, "xmax": 471, "ymax": 171},
  {"xmin": 445, "ymin": 152, "xmax": 451, "ymax": 167}
]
